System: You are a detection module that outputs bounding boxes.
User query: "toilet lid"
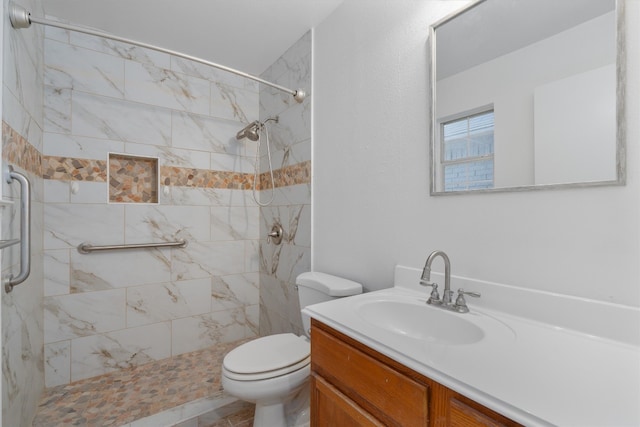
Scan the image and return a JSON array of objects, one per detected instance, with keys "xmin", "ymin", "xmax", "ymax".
[
  {"xmin": 223, "ymin": 356, "xmax": 310, "ymax": 381},
  {"xmin": 223, "ymin": 333, "xmax": 310, "ymax": 375}
]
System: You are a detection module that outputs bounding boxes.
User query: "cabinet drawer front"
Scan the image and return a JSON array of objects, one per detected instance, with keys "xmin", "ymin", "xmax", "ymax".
[
  {"xmin": 311, "ymin": 374, "xmax": 385, "ymax": 427},
  {"xmin": 312, "ymin": 325, "xmax": 428, "ymax": 426}
]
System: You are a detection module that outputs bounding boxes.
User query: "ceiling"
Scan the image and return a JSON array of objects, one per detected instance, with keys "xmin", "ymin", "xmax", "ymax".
[
  {"xmin": 436, "ymin": 0, "xmax": 616, "ymax": 79},
  {"xmin": 42, "ymin": 0, "xmax": 344, "ymax": 76}
]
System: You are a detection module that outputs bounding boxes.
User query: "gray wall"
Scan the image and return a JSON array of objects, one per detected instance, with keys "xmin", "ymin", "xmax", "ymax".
[{"xmin": 313, "ymin": 0, "xmax": 640, "ymax": 307}]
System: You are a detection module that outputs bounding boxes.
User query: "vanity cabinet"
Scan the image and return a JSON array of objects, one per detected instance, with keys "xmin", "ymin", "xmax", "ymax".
[{"xmin": 310, "ymin": 319, "xmax": 521, "ymax": 427}]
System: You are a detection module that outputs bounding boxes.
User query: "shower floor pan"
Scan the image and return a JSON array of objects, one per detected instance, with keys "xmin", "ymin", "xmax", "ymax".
[{"xmin": 33, "ymin": 340, "xmax": 253, "ymax": 427}]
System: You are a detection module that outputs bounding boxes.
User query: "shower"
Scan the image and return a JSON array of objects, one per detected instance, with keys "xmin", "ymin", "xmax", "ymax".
[{"xmin": 237, "ymin": 116, "xmax": 279, "ymax": 206}]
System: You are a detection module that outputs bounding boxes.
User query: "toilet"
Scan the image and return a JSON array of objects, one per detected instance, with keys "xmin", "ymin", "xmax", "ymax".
[{"xmin": 221, "ymin": 272, "xmax": 363, "ymax": 427}]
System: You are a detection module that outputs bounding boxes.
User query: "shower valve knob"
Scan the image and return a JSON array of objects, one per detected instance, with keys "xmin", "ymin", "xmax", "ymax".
[{"xmin": 267, "ymin": 224, "xmax": 284, "ymax": 245}]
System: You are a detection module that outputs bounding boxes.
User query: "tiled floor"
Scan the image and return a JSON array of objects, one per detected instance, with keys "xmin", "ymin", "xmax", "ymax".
[{"xmin": 33, "ymin": 340, "xmax": 253, "ymax": 427}]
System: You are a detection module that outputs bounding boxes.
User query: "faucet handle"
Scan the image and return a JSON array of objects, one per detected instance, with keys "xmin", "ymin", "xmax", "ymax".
[
  {"xmin": 420, "ymin": 281, "xmax": 441, "ymax": 305},
  {"xmin": 454, "ymin": 288, "xmax": 481, "ymax": 313},
  {"xmin": 458, "ymin": 289, "xmax": 481, "ymax": 298}
]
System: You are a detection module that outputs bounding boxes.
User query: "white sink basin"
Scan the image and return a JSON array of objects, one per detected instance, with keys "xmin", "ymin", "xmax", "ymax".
[{"xmin": 355, "ymin": 299, "xmax": 485, "ymax": 345}]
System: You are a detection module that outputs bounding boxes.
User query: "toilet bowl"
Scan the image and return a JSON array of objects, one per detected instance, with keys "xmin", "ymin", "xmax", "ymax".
[
  {"xmin": 222, "ymin": 334, "xmax": 310, "ymax": 427},
  {"xmin": 221, "ymin": 272, "xmax": 363, "ymax": 427}
]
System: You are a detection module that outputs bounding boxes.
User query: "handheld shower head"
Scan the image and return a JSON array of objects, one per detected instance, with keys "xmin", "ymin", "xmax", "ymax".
[
  {"xmin": 244, "ymin": 126, "xmax": 260, "ymax": 141},
  {"xmin": 236, "ymin": 121, "xmax": 261, "ymax": 141},
  {"xmin": 236, "ymin": 116, "xmax": 278, "ymax": 141},
  {"xmin": 237, "ymin": 116, "xmax": 279, "ymax": 206}
]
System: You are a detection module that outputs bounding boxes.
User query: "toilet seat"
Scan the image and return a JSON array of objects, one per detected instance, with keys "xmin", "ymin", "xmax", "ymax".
[{"xmin": 223, "ymin": 333, "xmax": 310, "ymax": 381}]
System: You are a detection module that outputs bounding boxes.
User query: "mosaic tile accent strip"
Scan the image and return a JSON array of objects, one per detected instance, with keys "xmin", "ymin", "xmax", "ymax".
[
  {"xmin": 259, "ymin": 160, "xmax": 311, "ymax": 190},
  {"xmin": 160, "ymin": 166, "xmax": 254, "ymax": 190},
  {"xmin": 2, "ymin": 121, "xmax": 42, "ymax": 176},
  {"xmin": 43, "ymin": 156, "xmax": 107, "ymax": 182},
  {"xmin": 3, "ymin": 121, "xmax": 310, "ymax": 191},
  {"xmin": 33, "ymin": 340, "xmax": 249, "ymax": 427},
  {"xmin": 109, "ymin": 154, "xmax": 159, "ymax": 203}
]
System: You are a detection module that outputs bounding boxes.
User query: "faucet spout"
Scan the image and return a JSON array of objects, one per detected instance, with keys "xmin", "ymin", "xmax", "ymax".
[{"xmin": 421, "ymin": 250, "xmax": 452, "ymax": 304}]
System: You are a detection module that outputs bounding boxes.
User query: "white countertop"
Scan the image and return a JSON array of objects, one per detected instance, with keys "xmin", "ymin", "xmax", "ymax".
[{"xmin": 302, "ymin": 266, "xmax": 640, "ymax": 427}]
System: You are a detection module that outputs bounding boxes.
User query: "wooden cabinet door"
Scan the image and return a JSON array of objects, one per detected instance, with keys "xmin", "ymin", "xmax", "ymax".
[
  {"xmin": 311, "ymin": 374, "xmax": 385, "ymax": 427},
  {"xmin": 312, "ymin": 323, "xmax": 429, "ymax": 426},
  {"xmin": 432, "ymin": 382, "xmax": 522, "ymax": 427},
  {"xmin": 450, "ymin": 397, "xmax": 512, "ymax": 427}
]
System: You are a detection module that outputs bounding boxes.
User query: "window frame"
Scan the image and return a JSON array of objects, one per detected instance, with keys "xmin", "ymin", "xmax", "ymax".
[{"xmin": 439, "ymin": 106, "xmax": 495, "ymax": 192}]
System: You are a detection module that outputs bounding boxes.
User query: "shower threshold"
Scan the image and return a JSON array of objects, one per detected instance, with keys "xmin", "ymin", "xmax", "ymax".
[{"xmin": 122, "ymin": 393, "xmax": 254, "ymax": 427}]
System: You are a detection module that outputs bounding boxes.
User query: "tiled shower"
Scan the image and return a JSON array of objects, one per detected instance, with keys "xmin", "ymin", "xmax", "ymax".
[{"xmin": 1, "ymin": 0, "xmax": 311, "ymax": 422}]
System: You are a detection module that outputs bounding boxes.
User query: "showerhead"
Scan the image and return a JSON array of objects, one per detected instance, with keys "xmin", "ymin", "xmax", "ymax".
[
  {"xmin": 236, "ymin": 121, "xmax": 261, "ymax": 141},
  {"xmin": 235, "ymin": 116, "xmax": 278, "ymax": 141}
]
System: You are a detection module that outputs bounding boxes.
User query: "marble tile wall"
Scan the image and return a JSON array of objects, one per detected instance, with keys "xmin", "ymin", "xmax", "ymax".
[
  {"xmin": 1, "ymin": 0, "xmax": 46, "ymax": 425},
  {"xmin": 41, "ymin": 25, "xmax": 264, "ymax": 387},
  {"xmin": 258, "ymin": 32, "xmax": 312, "ymax": 335}
]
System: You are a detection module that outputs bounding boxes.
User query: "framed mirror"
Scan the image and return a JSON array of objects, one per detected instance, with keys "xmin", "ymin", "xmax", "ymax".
[{"xmin": 429, "ymin": 0, "xmax": 626, "ymax": 195}]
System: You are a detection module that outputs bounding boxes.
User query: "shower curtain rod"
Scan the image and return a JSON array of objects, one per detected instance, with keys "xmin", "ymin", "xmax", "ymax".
[{"xmin": 8, "ymin": 2, "xmax": 307, "ymax": 103}]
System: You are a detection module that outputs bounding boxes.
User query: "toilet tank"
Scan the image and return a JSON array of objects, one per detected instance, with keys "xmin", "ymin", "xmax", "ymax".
[{"xmin": 296, "ymin": 272, "xmax": 363, "ymax": 335}]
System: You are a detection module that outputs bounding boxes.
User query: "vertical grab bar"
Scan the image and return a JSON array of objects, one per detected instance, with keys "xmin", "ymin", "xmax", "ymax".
[{"xmin": 4, "ymin": 165, "xmax": 31, "ymax": 293}]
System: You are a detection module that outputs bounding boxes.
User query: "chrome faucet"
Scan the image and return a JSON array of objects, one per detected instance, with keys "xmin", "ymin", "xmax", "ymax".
[
  {"xmin": 420, "ymin": 250, "xmax": 452, "ymax": 304},
  {"xmin": 419, "ymin": 250, "xmax": 480, "ymax": 313}
]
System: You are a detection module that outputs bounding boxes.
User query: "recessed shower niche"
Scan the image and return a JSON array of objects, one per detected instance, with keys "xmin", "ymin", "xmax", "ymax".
[{"xmin": 108, "ymin": 153, "xmax": 159, "ymax": 203}]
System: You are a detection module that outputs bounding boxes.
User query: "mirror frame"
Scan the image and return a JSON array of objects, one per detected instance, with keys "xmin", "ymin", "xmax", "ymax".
[{"xmin": 429, "ymin": 0, "xmax": 627, "ymax": 196}]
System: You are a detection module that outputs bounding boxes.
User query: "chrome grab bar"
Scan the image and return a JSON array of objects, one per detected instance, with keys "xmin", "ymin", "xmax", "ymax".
[
  {"xmin": 78, "ymin": 239, "xmax": 188, "ymax": 254},
  {"xmin": 4, "ymin": 166, "xmax": 31, "ymax": 293}
]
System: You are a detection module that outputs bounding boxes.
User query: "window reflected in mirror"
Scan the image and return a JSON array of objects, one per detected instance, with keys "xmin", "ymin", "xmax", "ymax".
[{"xmin": 441, "ymin": 109, "xmax": 495, "ymax": 192}]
